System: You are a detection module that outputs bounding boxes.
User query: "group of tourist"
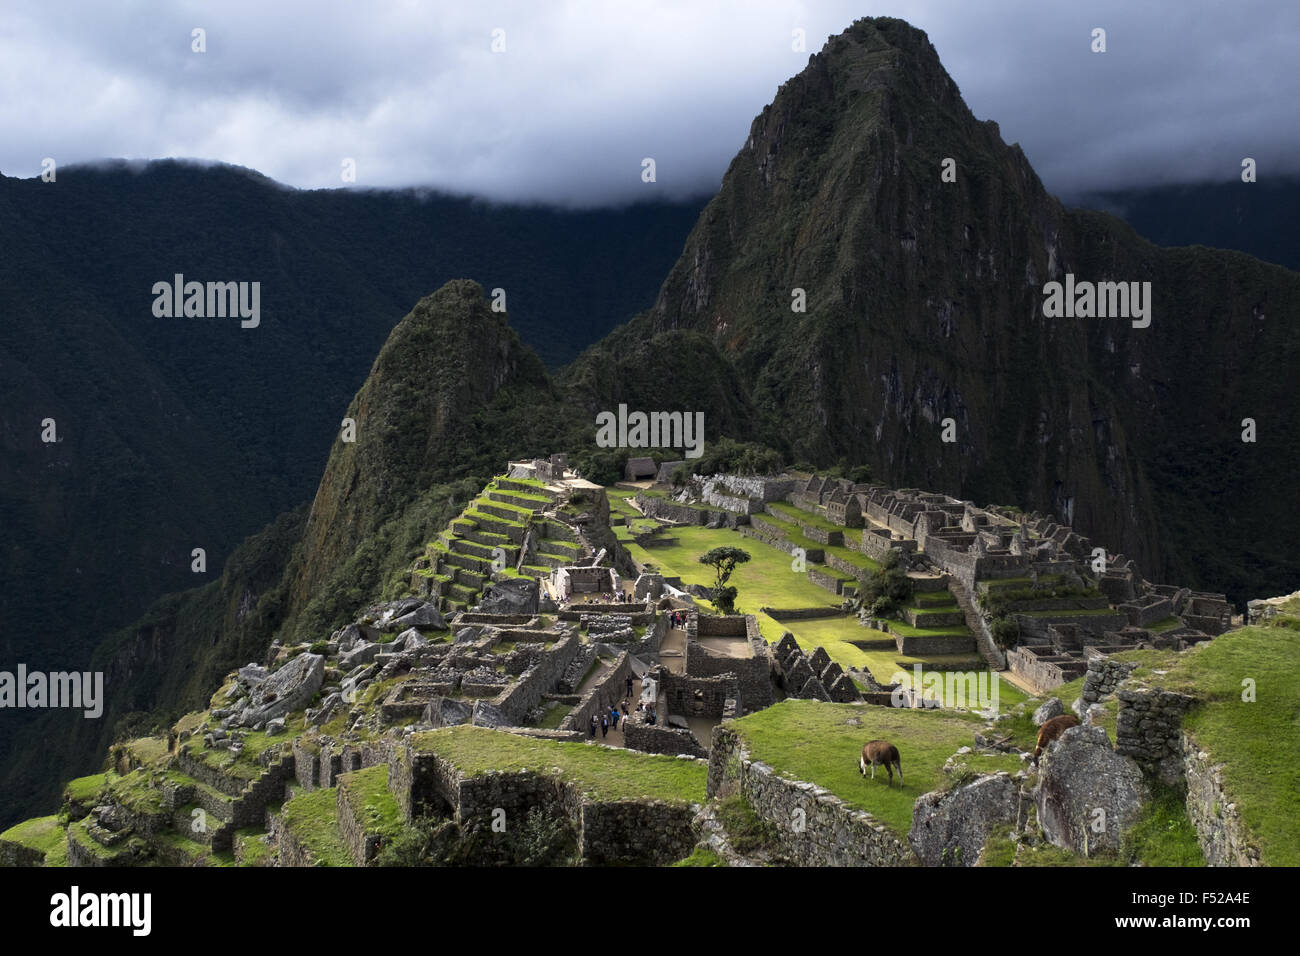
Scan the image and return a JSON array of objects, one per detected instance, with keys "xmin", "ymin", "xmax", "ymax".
[
  {"xmin": 562, "ymin": 587, "xmax": 633, "ymax": 608},
  {"xmin": 668, "ymin": 609, "xmax": 688, "ymax": 629},
  {"xmin": 589, "ymin": 699, "xmax": 635, "ymax": 738}
]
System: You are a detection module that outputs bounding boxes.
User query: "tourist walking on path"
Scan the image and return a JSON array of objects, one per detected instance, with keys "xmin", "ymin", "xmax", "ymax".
[
  {"xmin": 625, "ymin": 676, "xmax": 633, "ymax": 697},
  {"xmin": 600, "ymin": 714, "xmax": 609, "ymax": 738},
  {"xmin": 590, "ymin": 714, "xmax": 597, "ymax": 738}
]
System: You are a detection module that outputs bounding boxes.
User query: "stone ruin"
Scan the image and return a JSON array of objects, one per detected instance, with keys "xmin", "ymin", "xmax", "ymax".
[{"xmin": 771, "ymin": 631, "xmax": 861, "ymax": 703}]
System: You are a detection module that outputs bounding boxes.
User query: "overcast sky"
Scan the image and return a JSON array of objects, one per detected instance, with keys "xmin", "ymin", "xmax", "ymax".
[{"xmin": 2, "ymin": 0, "xmax": 1296, "ymax": 206}]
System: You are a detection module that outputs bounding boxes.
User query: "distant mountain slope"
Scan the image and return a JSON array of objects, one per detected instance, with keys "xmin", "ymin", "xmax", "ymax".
[
  {"xmin": 0, "ymin": 164, "xmax": 701, "ymax": 655},
  {"xmin": 1074, "ymin": 177, "xmax": 1300, "ymax": 273}
]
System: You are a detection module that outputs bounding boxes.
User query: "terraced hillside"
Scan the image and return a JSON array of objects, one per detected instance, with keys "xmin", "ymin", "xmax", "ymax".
[{"xmin": 413, "ymin": 477, "xmax": 587, "ymax": 613}]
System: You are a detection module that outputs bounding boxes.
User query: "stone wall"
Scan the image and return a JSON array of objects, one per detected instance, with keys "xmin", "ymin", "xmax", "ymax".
[
  {"xmin": 336, "ymin": 774, "xmax": 380, "ymax": 866},
  {"xmin": 696, "ymin": 615, "xmax": 747, "ymax": 637},
  {"xmin": 1114, "ymin": 682, "xmax": 1199, "ymax": 785},
  {"xmin": 623, "ymin": 711, "xmax": 709, "ymax": 757},
  {"xmin": 825, "ymin": 550, "xmax": 873, "ymax": 582},
  {"xmin": 808, "ymin": 566, "xmax": 848, "ymax": 594},
  {"xmin": 698, "ymin": 484, "xmax": 761, "ymax": 516},
  {"xmin": 855, "ymin": 528, "xmax": 914, "ymax": 562},
  {"xmin": 634, "ymin": 496, "xmax": 707, "ymax": 528},
  {"xmin": 0, "ymin": 838, "xmax": 44, "ymax": 867},
  {"xmin": 1081, "ymin": 656, "xmax": 1138, "ymax": 704},
  {"xmin": 708, "ymin": 727, "xmax": 916, "ymax": 866},
  {"xmin": 491, "ymin": 630, "xmax": 581, "ymax": 724},
  {"xmin": 664, "ymin": 671, "xmax": 737, "ymax": 719},
  {"xmin": 796, "ymin": 524, "xmax": 844, "ymax": 547},
  {"xmin": 578, "ymin": 797, "xmax": 699, "ymax": 865},
  {"xmin": 1182, "ymin": 731, "xmax": 1261, "ymax": 866},
  {"xmin": 558, "ymin": 607, "xmax": 654, "ymax": 626},
  {"xmin": 1007, "ymin": 645, "xmax": 1085, "ymax": 693},
  {"xmin": 893, "ymin": 630, "xmax": 976, "ymax": 656},
  {"xmin": 704, "ymin": 474, "xmax": 798, "ymax": 503},
  {"xmin": 1015, "ymin": 611, "xmax": 1127, "ymax": 642},
  {"xmin": 1119, "ymin": 595, "xmax": 1175, "ymax": 628},
  {"xmin": 687, "ymin": 615, "xmax": 773, "ymax": 713}
]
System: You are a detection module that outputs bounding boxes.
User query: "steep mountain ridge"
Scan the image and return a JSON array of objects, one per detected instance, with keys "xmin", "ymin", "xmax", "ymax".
[{"xmin": 629, "ymin": 17, "xmax": 1299, "ymax": 593}]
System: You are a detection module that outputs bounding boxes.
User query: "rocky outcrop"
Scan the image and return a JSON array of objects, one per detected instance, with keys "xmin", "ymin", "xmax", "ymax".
[
  {"xmin": 475, "ymin": 578, "xmax": 539, "ymax": 616},
  {"xmin": 1031, "ymin": 697, "xmax": 1063, "ymax": 726},
  {"xmin": 910, "ymin": 772, "xmax": 1021, "ymax": 866},
  {"xmin": 1035, "ymin": 725, "xmax": 1146, "ymax": 854},
  {"xmin": 230, "ymin": 654, "xmax": 325, "ymax": 729}
]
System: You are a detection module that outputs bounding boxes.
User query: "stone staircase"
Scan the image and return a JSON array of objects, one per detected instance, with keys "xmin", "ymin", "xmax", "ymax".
[{"xmin": 948, "ymin": 578, "xmax": 1006, "ymax": 669}]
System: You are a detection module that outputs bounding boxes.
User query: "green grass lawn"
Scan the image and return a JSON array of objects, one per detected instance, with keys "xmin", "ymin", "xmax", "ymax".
[
  {"xmin": 642, "ymin": 525, "xmax": 841, "ymax": 609},
  {"xmin": 749, "ymin": 513, "xmax": 826, "ymax": 552},
  {"xmin": 64, "ymin": 771, "xmax": 117, "ymax": 805},
  {"xmin": 1120, "ymin": 785, "xmax": 1205, "ymax": 866},
  {"xmin": 411, "ymin": 725, "xmax": 706, "ymax": 804},
  {"xmin": 727, "ymin": 699, "xmax": 990, "ymax": 836},
  {"xmin": 535, "ymin": 701, "xmax": 571, "ymax": 730}
]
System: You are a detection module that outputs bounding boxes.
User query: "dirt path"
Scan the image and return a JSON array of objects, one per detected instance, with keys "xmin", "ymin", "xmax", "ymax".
[{"xmin": 998, "ymin": 668, "xmax": 1041, "ymax": 696}]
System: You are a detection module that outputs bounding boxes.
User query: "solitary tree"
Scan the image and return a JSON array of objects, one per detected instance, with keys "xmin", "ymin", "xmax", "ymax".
[{"xmin": 699, "ymin": 546, "xmax": 751, "ymax": 615}]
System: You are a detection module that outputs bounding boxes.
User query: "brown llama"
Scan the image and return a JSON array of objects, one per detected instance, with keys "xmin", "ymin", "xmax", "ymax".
[
  {"xmin": 859, "ymin": 740, "xmax": 903, "ymax": 785},
  {"xmin": 1033, "ymin": 714, "xmax": 1081, "ymax": 766}
]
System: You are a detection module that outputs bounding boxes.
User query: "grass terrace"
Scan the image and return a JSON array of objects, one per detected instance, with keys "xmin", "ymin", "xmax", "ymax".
[
  {"xmin": 750, "ymin": 512, "xmax": 825, "ymax": 553},
  {"xmin": 885, "ymin": 619, "xmax": 972, "ymax": 638},
  {"xmin": 411, "ymin": 725, "xmax": 706, "ymax": 804},
  {"xmin": 0, "ymin": 815, "xmax": 68, "ymax": 865},
  {"xmin": 281, "ymin": 787, "xmax": 352, "ymax": 867},
  {"xmin": 64, "ymin": 771, "xmax": 118, "ymax": 806},
  {"xmin": 1140, "ymin": 615, "xmax": 1300, "ymax": 865},
  {"xmin": 338, "ymin": 766, "xmax": 404, "ymax": 848},
  {"xmin": 822, "ymin": 543, "xmax": 882, "ymax": 574},
  {"xmin": 766, "ymin": 501, "xmax": 842, "ymax": 534}
]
